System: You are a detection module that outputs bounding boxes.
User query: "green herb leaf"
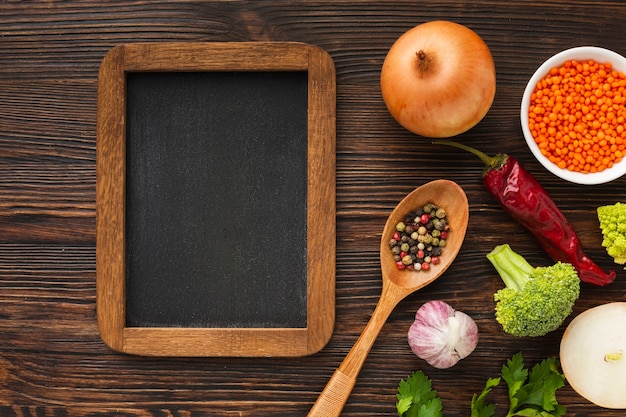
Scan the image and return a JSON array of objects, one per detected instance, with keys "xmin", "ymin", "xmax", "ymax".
[
  {"xmin": 470, "ymin": 377, "xmax": 501, "ymax": 417},
  {"xmin": 418, "ymin": 397, "xmax": 443, "ymax": 417},
  {"xmin": 471, "ymin": 353, "xmax": 566, "ymax": 417},
  {"xmin": 397, "ymin": 396, "xmax": 413, "ymax": 416},
  {"xmin": 501, "ymin": 352, "xmax": 528, "ymax": 413},
  {"xmin": 508, "ymin": 357, "xmax": 566, "ymax": 417},
  {"xmin": 502, "ymin": 353, "xmax": 566, "ymax": 417},
  {"xmin": 396, "ymin": 371, "xmax": 443, "ymax": 417}
]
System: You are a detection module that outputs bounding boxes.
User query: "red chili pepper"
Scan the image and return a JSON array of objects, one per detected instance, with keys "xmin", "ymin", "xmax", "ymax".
[{"xmin": 435, "ymin": 140, "xmax": 616, "ymax": 286}]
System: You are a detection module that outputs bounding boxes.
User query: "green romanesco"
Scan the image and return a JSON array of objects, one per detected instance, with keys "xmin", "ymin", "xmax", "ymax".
[
  {"xmin": 486, "ymin": 244, "xmax": 580, "ymax": 338},
  {"xmin": 597, "ymin": 202, "xmax": 626, "ymax": 266}
]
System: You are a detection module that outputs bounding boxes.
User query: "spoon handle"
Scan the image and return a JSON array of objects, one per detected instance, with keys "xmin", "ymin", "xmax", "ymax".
[
  {"xmin": 308, "ymin": 285, "xmax": 401, "ymax": 417},
  {"xmin": 306, "ymin": 368, "xmax": 356, "ymax": 417}
]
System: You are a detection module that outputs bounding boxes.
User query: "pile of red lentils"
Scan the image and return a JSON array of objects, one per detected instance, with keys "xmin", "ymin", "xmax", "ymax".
[
  {"xmin": 528, "ymin": 59, "xmax": 626, "ymax": 174},
  {"xmin": 389, "ymin": 203, "xmax": 450, "ymax": 271}
]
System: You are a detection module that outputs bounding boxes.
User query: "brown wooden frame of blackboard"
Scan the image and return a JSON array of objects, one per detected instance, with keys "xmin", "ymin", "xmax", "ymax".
[{"xmin": 96, "ymin": 42, "xmax": 336, "ymax": 357}]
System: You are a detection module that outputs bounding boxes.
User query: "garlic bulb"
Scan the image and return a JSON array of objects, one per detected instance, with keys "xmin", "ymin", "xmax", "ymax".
[{"xmin": 407, "ymin": 300, "xmax": 479, "ymax": 369}]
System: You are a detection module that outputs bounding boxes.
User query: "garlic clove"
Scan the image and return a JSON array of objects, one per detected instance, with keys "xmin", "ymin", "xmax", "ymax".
[
  {"xmin": 415, "ymin": 298, "xmax": 455, "ymax": 328},
  {"xmin": 408, "ymin": 319, "xmax": 451, "ymax": 360},
  {"xmin": 454, "ymin": 310, "xmax": 480, "ymax": 358}
]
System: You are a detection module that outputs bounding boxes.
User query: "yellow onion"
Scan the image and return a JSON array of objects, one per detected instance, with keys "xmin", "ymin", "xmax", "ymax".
[{"xmin": 381, "ymin": 20, "xmax": 496, "ymax": 138}]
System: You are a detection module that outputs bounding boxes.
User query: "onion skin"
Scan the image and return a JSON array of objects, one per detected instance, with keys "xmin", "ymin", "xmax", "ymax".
[
  {"xmin": 381, "ymin": 20, "xmax": 496, "ymax": 138},
  {"xmin": 407, "ymin": 300, "xmax": 479, "ymax": 369}
]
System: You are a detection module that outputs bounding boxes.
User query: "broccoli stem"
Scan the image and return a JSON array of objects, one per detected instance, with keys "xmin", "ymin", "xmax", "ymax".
[{"xmin": 486, "ymin": 244, "xmax": 534, "ymax": 292}]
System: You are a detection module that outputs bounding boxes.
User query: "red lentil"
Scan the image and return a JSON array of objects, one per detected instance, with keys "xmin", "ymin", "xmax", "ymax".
[{"xmin": 528, "ymin": 59, "xmax": 626, "ymax": 173}]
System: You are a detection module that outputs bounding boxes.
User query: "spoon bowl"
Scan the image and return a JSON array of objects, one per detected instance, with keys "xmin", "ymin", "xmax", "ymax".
[
  {"xmin": 308, "ymin": 179, "xmax": 469, "ymax": 417},
  {"xmin": 380, "ymin": 179, "xmax": 469, "ymax": 289}
]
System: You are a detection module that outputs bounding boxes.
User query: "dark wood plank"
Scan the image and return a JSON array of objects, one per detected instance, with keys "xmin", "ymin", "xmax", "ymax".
[{"xmin": 1, "ymin": 0, "xmax": 626, "ymax": 415}]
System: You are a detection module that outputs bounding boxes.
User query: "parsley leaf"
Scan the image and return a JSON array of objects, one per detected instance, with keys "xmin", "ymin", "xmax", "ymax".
[
  {"xmin": 470, "ymin": 377, "xmax": 501, "ymax": 417},
  {"xmin": 502, "ymin": 351, "xmax": 528, "ymax": 411},
  {"xmin": 471, "ymin": 353, "xmax": 566, "ymax": 417},
  {"xmin": 506, "ymin": 356, "xmax": 566, "ymax": 417},
  {"xmin": 396, "ymin": 371, "xmax": 443, "ymax": 417}
]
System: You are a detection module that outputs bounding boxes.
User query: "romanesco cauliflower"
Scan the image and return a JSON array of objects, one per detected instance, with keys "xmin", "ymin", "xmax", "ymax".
[{"xmin": 597, "ymin": 202, "xmax": 626, "ymax": 265}]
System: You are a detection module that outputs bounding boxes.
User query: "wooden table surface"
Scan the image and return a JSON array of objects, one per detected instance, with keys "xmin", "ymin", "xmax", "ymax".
[{"xmin": 2, "ymin": 1, "xmax": 626, "ymax": 416}]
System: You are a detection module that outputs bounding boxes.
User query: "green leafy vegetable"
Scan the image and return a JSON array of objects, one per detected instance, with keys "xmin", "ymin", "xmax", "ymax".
[
  {"xmin": 471, "ymin": 377, "xmax": 500, "ymax": 417},
  {"xmin": 396, "ymin": 370, "xmax": 443, "ymax": 417},
  {"xmin": 505, "ymin": 353, "xmax": 566, "ymax": 416},
  {"xmin": 470, "ymin": 352, "xmax": 566, "ymax": 417}
]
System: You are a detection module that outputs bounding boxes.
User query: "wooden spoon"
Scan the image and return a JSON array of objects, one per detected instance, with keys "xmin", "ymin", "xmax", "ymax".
[{"xmin": 308, "ymin": 179, "xmax": 469, "ymax": 417}]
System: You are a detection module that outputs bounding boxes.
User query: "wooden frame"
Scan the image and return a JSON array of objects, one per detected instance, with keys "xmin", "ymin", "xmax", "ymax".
[{"xmin": 96, "ymin": 42, "xmax": 336, "ymax": 357}]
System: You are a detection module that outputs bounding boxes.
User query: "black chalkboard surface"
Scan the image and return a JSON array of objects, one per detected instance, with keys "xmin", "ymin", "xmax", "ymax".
[
  {"xmin": 125, "ymin": 71, "xmax": 309, "ymax": 329},
  {"xmin": 96, "ymin": 42, "xmax": 336, "ymax": 357}
]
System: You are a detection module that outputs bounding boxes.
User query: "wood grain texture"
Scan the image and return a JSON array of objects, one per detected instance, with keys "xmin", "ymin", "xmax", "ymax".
[{"xmin": 2, "ymin": 0, "xmax": 626, "ymax": 415}]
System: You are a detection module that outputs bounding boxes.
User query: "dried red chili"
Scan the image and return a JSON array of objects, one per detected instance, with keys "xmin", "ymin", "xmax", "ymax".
[{"xmin": 435, "ymin": 140, "xmax": 616, "ymax": 286}]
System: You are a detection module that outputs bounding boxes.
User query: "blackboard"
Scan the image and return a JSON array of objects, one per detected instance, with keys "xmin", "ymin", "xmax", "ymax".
[
  {"xmin": 96, "ymin": 42, "xmax": 336, "ymax": 357},
  {"xmin": 125, "ymin": 71, "xmax": 309, "ymax": 329}
]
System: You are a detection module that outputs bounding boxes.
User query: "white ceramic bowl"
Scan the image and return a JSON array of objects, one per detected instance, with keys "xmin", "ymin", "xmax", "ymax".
[{"xmin": 521, "ymin": 46, "xmax": 626, "ymax": 184}]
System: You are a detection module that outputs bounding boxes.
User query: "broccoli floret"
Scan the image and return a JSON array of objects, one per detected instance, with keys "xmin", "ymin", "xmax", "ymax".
[
  {"xmin": 486, "ymin": 244, "xmax": 580, "ymax": 337},
  {"xmin": 597, "ymin": 202, "xmax": 626, "ymax": 265}
]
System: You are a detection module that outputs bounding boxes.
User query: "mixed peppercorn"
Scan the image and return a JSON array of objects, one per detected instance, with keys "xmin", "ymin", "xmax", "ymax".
[{"xmin": 389, "ymin": 203, "xmax": 450, "ymax": 271}]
